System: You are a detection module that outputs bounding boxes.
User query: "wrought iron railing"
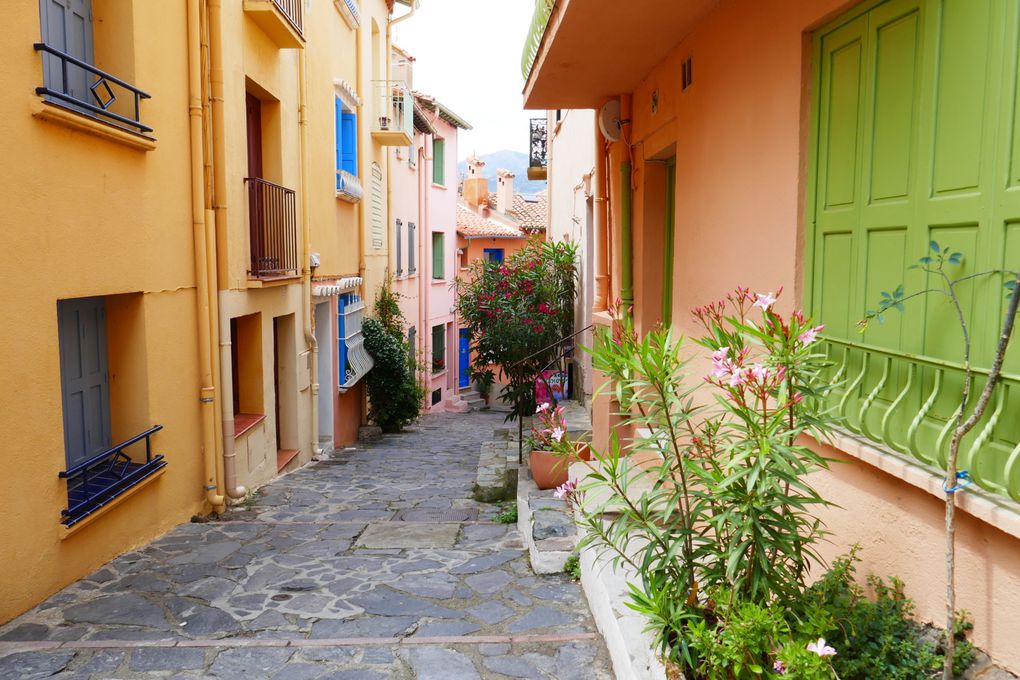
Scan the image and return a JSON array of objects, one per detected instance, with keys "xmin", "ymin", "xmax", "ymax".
[
  {"xmin": 336, "ymin": 169, "xmax": 363, "ymax": 203},
  {"xmin": 820, "ymin": 337, "xmax": 1020, "ymax": 502},
  {"xmin": 272, "ymin": 0, "xmax": 304, "ymax": 35},
  {"xmin": 521, "ymin": 0, "xmax": 555, "ymax": 79},
  {"xmin": 339, "ymin": 294, "xmax": 373, "ymax": 388},
  {"xmin": 34, "ymin": 43, "xmax": 152, "ymax": 136},
  {"xmin": 246, "ymin": 177, "xmax": 299, "ymax": 278},
  {"xmin": 371, "ymin": 79, "xmax": 413, "ymax": 141},
  {"xmin": 59, "ymin": 425, "xmax": 166, "ymax": 527},
  {"xmin": 530, "ymin": 117, "xmax": 548, "ymax": 170}
]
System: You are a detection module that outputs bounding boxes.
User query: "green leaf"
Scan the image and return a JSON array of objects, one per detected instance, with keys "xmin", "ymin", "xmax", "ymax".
[
  {"xmin": 919, "ymin": 256, "xmax": 932, "ymax": 265},
  {"xmin": 930, "ymin": 240, "xmax": 940, "ymax": 253},
  {"xmin": 948, "ymin": 252, "xmax": 963, "ymax": 265}
]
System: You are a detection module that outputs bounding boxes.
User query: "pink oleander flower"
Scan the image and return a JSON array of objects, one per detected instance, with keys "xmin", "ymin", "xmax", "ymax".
[
  {"xmin": 749, "ymin": 363, "xmax": 770, "ymax": 383},
  {"xmin": 554, "ymin": 478, "xmax": 578, "ymax": 500},
  {"xmin": 773, "ymin": 660, "xmax": 787, "ymax": 674},
  {"xmin": 727, "ymin": 368, "xmax": 746, "ymax": 387},
  {"xmin": 711, "ymin": 346, "xmax": 731, "ymax": 378},
  {"xmin": 537, "ymin": 403, "xmax": 551, "ymax": 414},
  {"xmin": 806, "ymin": 638, "xmax": 837, "ymax": 657},
  {"xmin": 753, "ymin": 291, "xmax": 777, "ymax": 311},
  {"xmin": 551, "ymin": 427, "xmax": 565, "ymax": 442},
  {"xmin": 798, "ymin": 324, "xmax": 825, "ymax": 346}
]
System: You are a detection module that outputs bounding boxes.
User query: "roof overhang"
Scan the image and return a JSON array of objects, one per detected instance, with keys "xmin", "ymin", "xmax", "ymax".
[{"xmin": 522, "ymin": 0, "xmax": 719, "ymax": 109}]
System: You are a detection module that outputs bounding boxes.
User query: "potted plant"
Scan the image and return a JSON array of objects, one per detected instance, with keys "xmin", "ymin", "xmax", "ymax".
[
  {"xmin": 378, "ymin": 115, "xmax": 390, "ymax": 130},
  {"xmin": 472, "ymin": 367, "xmax": 495, "ymax": 406},
  {"xmin": 528, "ymin": 402, "xmax": 587, "ymax": 489}
]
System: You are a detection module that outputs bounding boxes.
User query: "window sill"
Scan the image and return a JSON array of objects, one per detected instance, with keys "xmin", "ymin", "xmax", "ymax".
[
  {"xmin": 819, "ymin": 428, "xmax": 1020, "ymax": 542},
  {"xmin": 247, "ymin": 275, "xmax": 302, "ymax": 288},
  {"xmin": 31, "ymin": 97, "xmax": 156, "ymax": 152},
  {"xmin": 432, "ymin": 183, "xmax": 447, "ymax": 190},
  {"xmin": 59, "ymin": 466, "xmax": 166, "ymax": 540},
  {"xmin": 234, "ymin": 413, "xmax": 266, "ymax": 439},
  {"xmin": 431, "ymin": 278, "xmax": 447, "ymax": 285},
  {"xmin": 431, "ymin": 369, "xmax": 448, "ymax": 380}
]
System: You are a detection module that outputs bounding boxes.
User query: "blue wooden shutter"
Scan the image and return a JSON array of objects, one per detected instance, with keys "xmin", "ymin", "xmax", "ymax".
[
  {"xmin": 337, "ymin": 295, "xmax": 348, "ymax": 386},
  {"xmin": 341, "ymin": 112, "xmax": 357, "ymax": 175},
  {"xmin": 57, "ymin": 296, "xmax": 111, "ymax": 468},
  {"xmin": 334, "ymin": 97, "xmax": 343, "ymax": 189}
]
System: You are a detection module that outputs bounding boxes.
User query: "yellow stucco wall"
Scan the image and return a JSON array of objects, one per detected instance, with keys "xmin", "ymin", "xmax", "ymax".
[{"xmin": 0, "ymin": 1, "xmax": 205, "ymax": 623}]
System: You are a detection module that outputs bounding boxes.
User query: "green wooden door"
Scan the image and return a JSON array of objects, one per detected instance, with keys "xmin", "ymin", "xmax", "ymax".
[{"xmin": 808, "ymin": 0, "xmax": 1020, "ymax": 496}]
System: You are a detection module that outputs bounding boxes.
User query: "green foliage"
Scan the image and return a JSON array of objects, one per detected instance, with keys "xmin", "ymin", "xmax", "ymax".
[
  {"xmin": 567, "ymin": 290, "xmax": 835, "ymax": 674},
  {"xmin": 373, "ymin": 276, "xmax": 405, "ymax": 339},
  {"xmin": 363, "ymin": 316, "xmax": 425, "ymax": 434},
  {"xmin": 495, "ymin": 503, "xmax": 517, "ymax": 524},
  {"xmin": 564, "ymin": 552, "xmax": 581, "ymax": 580},
  {"xmin": 471, "ymin": 367, "xmax": 495, "ymax": 398},
  {"xmin": 456, "ymin": 239, "xmax": 578, "ymax": 421}
]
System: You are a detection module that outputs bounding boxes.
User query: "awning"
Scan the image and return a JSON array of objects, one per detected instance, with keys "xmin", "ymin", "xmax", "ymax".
[{"xmin": 313, "ymin": 276, "xmax": 363, "ymax": 297}]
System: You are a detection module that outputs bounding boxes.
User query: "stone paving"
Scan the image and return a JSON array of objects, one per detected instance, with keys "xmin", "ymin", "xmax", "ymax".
[{"xmin": 0, "ymin": 411, "xmax": 613, "ymax": 679}]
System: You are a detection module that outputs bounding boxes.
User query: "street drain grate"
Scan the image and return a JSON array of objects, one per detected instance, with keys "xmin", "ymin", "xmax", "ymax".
[{"xmin": 391, "ymin": 508, "xmax": 478, "ymax": 522}]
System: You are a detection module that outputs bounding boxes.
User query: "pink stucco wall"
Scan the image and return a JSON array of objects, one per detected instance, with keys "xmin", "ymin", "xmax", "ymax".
[{"xmin": 585, "ymin": 0, "xmax": 1020, "ymax": 671}]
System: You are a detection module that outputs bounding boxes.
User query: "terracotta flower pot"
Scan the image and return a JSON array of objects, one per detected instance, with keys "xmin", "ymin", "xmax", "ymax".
[{"xmin": 529, "ymin": 449, "xmax": 571, "ymax": 490}]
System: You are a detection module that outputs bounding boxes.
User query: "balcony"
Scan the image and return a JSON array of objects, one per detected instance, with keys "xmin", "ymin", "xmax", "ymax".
[
  {"xmin": 246, "ymin": 177, "xmax": 299, "ymax": 281},
  {"xmin": 820, "ymin": 337, "xmax": 1020, "ymax": 502},
  {"xmin": 34, "ymin": 43, "xmax": 152, "ymax": 138},
  {"xmin": 243, "ymin": 0, "xmax": 304, "ymax": 49},
  {"xmin": 371, "ymin": 80, "xmax": 413, "ymax": 146},
  {"xmin": 528, "ymin": 117, "xmax": 548, "ymax": 181},
  {"xmin": 59, "ymin": 425, "xmax": 167, "ymax": 528}
]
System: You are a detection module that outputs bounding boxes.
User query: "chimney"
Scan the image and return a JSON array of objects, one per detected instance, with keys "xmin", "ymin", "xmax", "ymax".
[
  {"xmin": 496, "ymin": 169, "xmax": 515, "ymax": 214},
  {"xmin": 462, "ymin": 155, "xmax": 489, "ymax": 208}
]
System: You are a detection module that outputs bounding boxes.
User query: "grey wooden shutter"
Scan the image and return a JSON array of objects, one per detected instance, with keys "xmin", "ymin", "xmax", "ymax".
[
  {"xmin": 395, "ymin": 219, "xmax": 403, "ymax": 275},
  {"xmin": 408, "ymin": 222, "xmax": 416, "ymax": 274},
  {"xmin": 58, "ymin": 296, "xmax": 111, "ymax": 468},
  {"xmin": 39, "ymin": 0, "xmax": 94, "ymax": 104}
]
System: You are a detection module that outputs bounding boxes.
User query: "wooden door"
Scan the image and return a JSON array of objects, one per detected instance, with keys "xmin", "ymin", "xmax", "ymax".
[
  {"xmin": 246, "ymin": 92, "xmax": 263, "ymax": 179},
  {"xmin": 58, "ymin": 297, "xmax": 110, "ymax": 469}
]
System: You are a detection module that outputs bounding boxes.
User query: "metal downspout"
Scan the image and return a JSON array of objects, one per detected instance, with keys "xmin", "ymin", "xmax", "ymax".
[
  {"xmin": 208, "ymin": 0, "xmax": 246, "ymax": 501},
  {"xmin": 298, "ymin": 51, "xmax": 321, "ymax": 458},
  {"xmin": 188, "ymin": 0, "xmax": 225, "ymax": 511},
  {"xmin": 417, "ymin": 145, "xmax": 426, "ymax": 363},
  {"xmin": 593, "ymin": 118, "xmax": 609, "ymax": 312},
  {"xmin": 619, "ymin": 96, "xmax": 634, "ymax": 307}
]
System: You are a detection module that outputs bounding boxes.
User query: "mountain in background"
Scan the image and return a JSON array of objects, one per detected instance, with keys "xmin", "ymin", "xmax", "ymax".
[{"xmin": 457, "ymin": 150, "xmax": 547, "ymax": 195}]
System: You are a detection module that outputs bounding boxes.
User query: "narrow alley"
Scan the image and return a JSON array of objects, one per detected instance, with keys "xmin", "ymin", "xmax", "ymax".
[{"xmin": 0, "ymin": 412, "xmax": 613, "ymax": 679}]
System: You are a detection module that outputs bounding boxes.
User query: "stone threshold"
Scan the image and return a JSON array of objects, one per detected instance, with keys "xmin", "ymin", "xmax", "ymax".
[
  {"xmin": 208, "ymin": 519, "xmax": 503, "ymax": 525},
  {"xmin": 0, "ymin": 632, "xmax": 600, "ymax": 654}
]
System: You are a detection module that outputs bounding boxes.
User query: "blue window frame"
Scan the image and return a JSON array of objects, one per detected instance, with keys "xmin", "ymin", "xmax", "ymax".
[
  {"xmin": 483, "ymin": 248, "xmax": 505, "ymax": 264},
  {"xmin": 337, "ymin": 293, "xmax": 351, "ymax": 384},
  {"xmin": 335, "ymin": 97, "xmax": 358, "ymax": 189}
]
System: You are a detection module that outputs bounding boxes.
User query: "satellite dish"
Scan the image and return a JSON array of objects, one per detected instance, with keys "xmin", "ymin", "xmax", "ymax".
[{"xmin": 598, "ymin": 99, "xmax": 622, "ymax": 142}]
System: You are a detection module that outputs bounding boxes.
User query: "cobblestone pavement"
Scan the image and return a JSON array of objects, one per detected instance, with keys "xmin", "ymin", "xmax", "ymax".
[{"xmin": 0, "ymin": 411, "xmax": 614, "ymax": 679}]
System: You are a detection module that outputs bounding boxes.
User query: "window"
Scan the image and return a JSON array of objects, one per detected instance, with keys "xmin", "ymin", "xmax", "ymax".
[
  {"xmin": 408, "ymin": 143, "xmax": 416, "ymax": 168},
  {"xmin": 433, "ymin": 138, "xmax": 445, "ymax": 185},
  {"xmin": 408, "ymin": 222, "xmax": 417, "ymax": 274},
  {"xmin": 432, "ymin": 232, "xmax": 445, "ymax": 280},
  {"xmin": 338, "ymin": 293, "xmax": 373, "ymax": 388},
  {"xmin": 432, "ymin": 324, "xmax": 445, "ymax": 373},
  {"xmin": 335, "ymin": 96, "xmax": 362, "ymax": 201},
  {"xmin": 395, "ymin": 219, "xmax": 403, "ymax": 276},
  {"xmin": 36, "ymin": 0, "xmax": 153, "ymax": 136},
  {"xmin": 483, "ymin": 248, "xmax": 505, "ymax": 264}
]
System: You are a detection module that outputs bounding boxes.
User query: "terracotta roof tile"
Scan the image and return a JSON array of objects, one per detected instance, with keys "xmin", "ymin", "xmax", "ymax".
[
  {"xmin": 487, "ymin": 192, "xmax": 548, "ymax": 231},
  {"xmin": 456, "ymin": 204, "xmax": 525, "ymax": 238}
]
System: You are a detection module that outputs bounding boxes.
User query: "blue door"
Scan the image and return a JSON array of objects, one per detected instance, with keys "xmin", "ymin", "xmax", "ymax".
[{"xmin": 458, "ymin": 329, "xmax": 470, "ymax": 388}]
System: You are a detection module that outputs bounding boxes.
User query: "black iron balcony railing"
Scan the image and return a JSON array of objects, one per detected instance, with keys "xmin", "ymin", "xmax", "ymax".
[
  {"xmin": 246, "ymin": 177, "xmax": 299, "ymax": 278},
  {"xmin": 58, "ymin": 425, "xmax": 166, "ymax": 527},
  {"xmin": 273, "ymin": 0, "xmax": 304, "ymax": 36},
  {"xmin": 34, "ymin": 43, "xmax": 152, "ymax": 136},
  {"xmin": 530, "ymin": 117, "xmax": 548, "ymax": 169}
]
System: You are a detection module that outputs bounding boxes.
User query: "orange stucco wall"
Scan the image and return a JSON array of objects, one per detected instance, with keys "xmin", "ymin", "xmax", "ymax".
[{"xmin": 589, "ymin": 0, "xmax": 1020, "ymax": 671}]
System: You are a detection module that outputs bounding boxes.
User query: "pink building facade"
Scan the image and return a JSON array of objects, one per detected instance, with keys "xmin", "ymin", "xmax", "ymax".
[{"xmin": 388, "ymin": 55, "xmax": 471, "ymax": 412}]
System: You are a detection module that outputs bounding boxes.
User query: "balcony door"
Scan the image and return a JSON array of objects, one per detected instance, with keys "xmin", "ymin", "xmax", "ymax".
[
  {"xmin": 39, "ymin": 0, "xmax": 94, "ymax": 105},
  {"xmin": 246, "ymin": 92, "xmax": 263, "ymax": 179},
  {"xmin": 58, "ymin": 297, "xmax": 111, "ymax": 469}
]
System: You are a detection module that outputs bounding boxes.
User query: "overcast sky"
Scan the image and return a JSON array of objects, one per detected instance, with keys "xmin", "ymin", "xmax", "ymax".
[{"xmin": 393, "ymin": 0, "xmax": 535, "ymax": 160}]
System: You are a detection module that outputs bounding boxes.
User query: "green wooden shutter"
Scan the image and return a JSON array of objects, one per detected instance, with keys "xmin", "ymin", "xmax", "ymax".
[
  {"xmin": 432, "ymin": 232, "xmax": 444, "ymax": 279},
  {"xmin": 808, "ymin": 0, "xmax": 1020, "ymax": 498},
  {"xmin": 433, "ymin": 138, "xmax": 445, "ymax": 185}
]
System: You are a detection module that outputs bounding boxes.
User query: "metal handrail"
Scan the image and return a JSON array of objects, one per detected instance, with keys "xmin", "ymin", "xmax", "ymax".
[
  {"xmin": 823, "ymin": 335, "xmax": 1020, "ymax": 383},
  {"xmin": 272, "ymin": 0, "xmax": 304, "ymax": 35},
  {"xmin": 60, "ymin": 424, "xmax": 163, "ymax": 479},
  {"xmin": 33, "ymin": 43, "xmax": 152, "ymax": 135}
]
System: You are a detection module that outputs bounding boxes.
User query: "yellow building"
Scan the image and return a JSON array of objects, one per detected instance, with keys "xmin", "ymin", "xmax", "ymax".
[{"xmin": 0, "ymin": 0, "xmax": 411, "ymax": 626}]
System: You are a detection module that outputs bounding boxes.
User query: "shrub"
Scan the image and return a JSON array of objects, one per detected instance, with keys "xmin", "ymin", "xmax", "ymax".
[
  {"xmin": 456, "ymin": 239, "xmax": 578, "ymax": 420},
  {"xmin": 363, "ymin": 317, "xmax": 425, "ymax": 433}
]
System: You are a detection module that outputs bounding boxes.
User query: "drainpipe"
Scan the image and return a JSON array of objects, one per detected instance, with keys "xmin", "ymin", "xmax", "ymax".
[
  {"xmin": 417, "ymin": 144, "xmax": 426, "ymax": 365},
  {"xmin": 298, "ymin": 51, "xmax": 321, "ymax": 458},
  {"xmin": 208, "ymin": 0, "xmax": 246, "ymax": 501},
  {"xmin": 188, "ymin": 0, "xmax": 225, "ymax": 511},
  {"xmin": 619, "ymin": 95, "xmax": 634, "ymax": 307},
  {"xmin": 593, "ymin": 117, "xmax": 609, "ymax": 312}
]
